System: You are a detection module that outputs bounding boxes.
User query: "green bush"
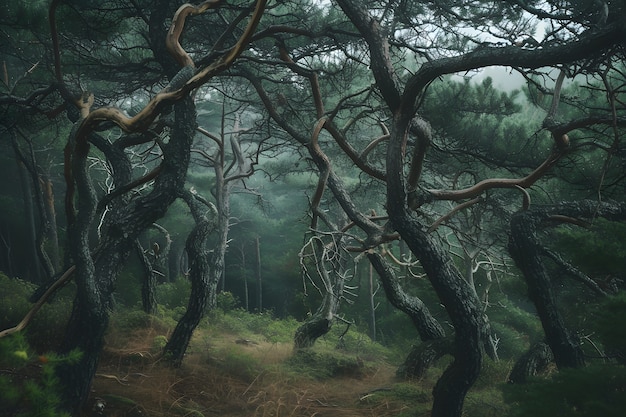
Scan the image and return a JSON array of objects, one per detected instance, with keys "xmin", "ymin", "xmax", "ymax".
[
  {"xmin": 0, "ymin": 274, "xmax": 36, "ymax": 328},
  {"xmin": 286, "ymin": 349, "xmax": 371, "ymax": 379},
  {"xmin": 0, "ymin": 332, "xmax": 81, "ymax": 417},
  {"xmin": 593, "ymin": 292, "xmax": 626, "ymax": 362},
  {"xmin": 156, "ymin": 279, "xmax": 191, "ymax": 309},
  {"xmin": 216, "ymin": 291, "xmax": 239, "ymax": 312},
  {"xmin": 210, "ymin": 345, "xmax": 261, "ymax": 381},
  {"xmin": 503, "ymin": 365, "xmax": 626, "ymax": 417},
  {"xmin": 208, "ymin": 308, "xmax": 299, "ymax": 343},
  {"xmin": 0, "ymin": 274, "xmax": 71, "ymax": 352}
]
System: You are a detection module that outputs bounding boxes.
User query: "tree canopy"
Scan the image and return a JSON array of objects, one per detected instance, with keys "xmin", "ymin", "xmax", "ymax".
[{"xmin": 1, "ymin": 1, "xmax": 625, "ymax": 416}]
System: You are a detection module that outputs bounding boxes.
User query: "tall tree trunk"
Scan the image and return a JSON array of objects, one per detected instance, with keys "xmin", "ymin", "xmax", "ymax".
[
  {"xmin": 368, "ymin": 261, "xmax": 376, "ymax": 341},
  {"xmin": 255, "ymin": 236, "xmax": 262, "ymax": 312},
  {"xmin": 163, "ymin": 194, "xmax": 217, "ymax": 366},
  {"xmin": 508, "ymin": 201, "xmax": 626, "ymax": 371},
  {"xmin": 386, "ymin": 114, "xmax": 484, "ymax": 417},
  {"xmin": 10, "ymin": 129, "xmax": 57, "ymax": 280},
  {"xmin": 136, "ymin": 241, "xmax": 158, "ymax": 315},
  {"xmin": 57, "ymin": 96, "xmax": 196, "ymax": 413},
  {"xmin": 367, "ymin": 252, "xmax": 448, "ymax": 378},
  {"xmin": 41, "ymin": 175, "xmax": 61, "ymax": 273},
  {"xmin": 18, "ymin": 160, "xmax": 42, "ymax": 281}
]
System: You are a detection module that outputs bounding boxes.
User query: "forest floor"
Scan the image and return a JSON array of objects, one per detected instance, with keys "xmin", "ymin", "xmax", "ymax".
[
  {"xmin": 84, "ymin": 312, "xmax": 509, "ymax": 417},
  {"xmin": 87, "ymin": 319, "xmax": 430, "ymax": 417}
]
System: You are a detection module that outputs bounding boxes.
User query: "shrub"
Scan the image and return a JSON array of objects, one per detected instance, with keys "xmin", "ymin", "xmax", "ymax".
[
  {"xmin": 0, "ymin": 274, "xmax": 71, "ymax": 352},
  {"xmin": 156, "ymin": 279, "xmax": 191, "ymax": 309},
  {"xmin": 0, "ymin": 332, "xmax": 81, "ymax": 417},
  {"xmin": 503, "ymin": 364, "xmax": 626, "ymax": 417},
  {"xmin": 593, "ymin": 291, "xmax": 626, "ymax": 362},
  {"xmin": 286, "ymin": 349, "xmax": 370, "ymax": 379}
]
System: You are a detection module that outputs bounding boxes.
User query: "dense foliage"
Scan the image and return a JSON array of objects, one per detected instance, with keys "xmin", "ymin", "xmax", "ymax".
[{"xmin": 1, "ymin": 0, "xmax": 625, "ymax": 416}]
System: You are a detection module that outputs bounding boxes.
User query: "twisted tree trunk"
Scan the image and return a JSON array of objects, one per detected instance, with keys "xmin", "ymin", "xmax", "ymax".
[
  {"xmin": 57, "ymin": 96, "xmax": 196, "ymax": 414},
  {"xmin": 163, "ymin": 191, "xmax": 217, "ymax": 366}
]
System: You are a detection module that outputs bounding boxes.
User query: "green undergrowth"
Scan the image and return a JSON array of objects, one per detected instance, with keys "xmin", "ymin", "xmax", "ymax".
[
  {"xmin": 286, "ymin": 348, "xmax": 373, "ymax": 379},
  {"xmin": 503, "ymin": 364, "xmax": 626, "ymax": 417},
  {"xmin": 0, "ymin": 332, "xmax": 81, "ymax": 417},
  {"xmin": 0, "ymin": 273, "xmax": 72, "ymax": 352}
]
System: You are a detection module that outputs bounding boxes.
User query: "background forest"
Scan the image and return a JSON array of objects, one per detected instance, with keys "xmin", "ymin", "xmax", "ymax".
[{"xmin": 1, "ymin": 1, "xmax": 625, "ymax": 416}]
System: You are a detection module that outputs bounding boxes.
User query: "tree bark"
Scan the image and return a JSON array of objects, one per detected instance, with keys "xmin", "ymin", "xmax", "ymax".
[
  {"xmin": 241, "ymin": 243, "xmax": 249, "ymax": 311},
  {"xmin": 508, "ymin": 341, "xmax": 554, "ymax": 384},
  {"xmin": 255, "ymin": 236, "xmax": 262, "ymax": 312},
  {"xmin": 367, "ymin": 252, "xmax": 449, "ymax": 378},
  {"xmin": 368, "ymin": 261, "xmax": 376, "ymax": 341},
  {"xmin": 397, "ymin": 337, "xmax": 454, "ymax": 380},
  {"xmin": 386, "ymin": 112, "xmax": 484, "ymax": 417},
  {"xmin": 163, "ymin": 191, "xmax": 217, "ymax": 366},
  {"xmin": 508, "ymin": 200, "xmax": 626, "ymax": 370},
  {"xmin": 57, "ymin": 96, "xmax": 196, "ymax": 414},
  {"xmin": 508, "ymin": 212, "xmax": 585, "ymax": 369},
  {"xmin": 367, "ymin": 252, "xmax": 445, "ymax": 341},
  {"xmin": 136, "ymin": 241, "xmax": 158, "ymax": 315}
]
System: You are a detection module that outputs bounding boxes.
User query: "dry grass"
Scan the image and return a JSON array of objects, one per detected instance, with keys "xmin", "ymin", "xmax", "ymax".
[{"xmin": 87, "ymin": 323, "xmax": 414, "ymax": 417}]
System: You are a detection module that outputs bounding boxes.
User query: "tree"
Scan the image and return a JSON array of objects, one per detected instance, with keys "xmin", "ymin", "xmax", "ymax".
[
  {"xmin": 0, "ymin": 0, "xmax": 268, "ymax": 412},
  {"xmin": 2, "ymin": 1, "xmax": 625, "ymax": 416},
  {"xmin": 234, "ymin": 1, "xmax": 626, "ymax": 415}
]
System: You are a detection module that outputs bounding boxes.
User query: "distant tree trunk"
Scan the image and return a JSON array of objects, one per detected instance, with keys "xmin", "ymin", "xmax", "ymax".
[
  {"xmin": 18, "ymin": 160, "xmax": 42, "ymax": 281},
  {"xmin": 136, "ymin": 241, "xmax": 158, "ymax": 315},
  {"xmin": 240, "ymin": 243, "xmax": 249, "ymax": 311},
  {"xmin": 294, "ymin": 236, "xmax": 347, "ymax": 350},
  {"xmin": 163, "ymin": 192, "xmax": 217, "ymax": 366},
  {"xmin": 368, "ymin": 261, "xmax": 376, "ymax": 341},
  {"xmin": 41, "ymin": 174, "xmax": 60, "ymax": 273},
  {"xmin": 10, "ymin": 129, "xmax": 57, "ymax": 280},
  {"xmin": 255, "ymin": 236, "xmax": 262, "ymax": 312}
]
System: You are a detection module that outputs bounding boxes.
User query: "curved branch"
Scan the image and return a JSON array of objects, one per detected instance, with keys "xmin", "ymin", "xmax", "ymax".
[
  {"xmin": 167, "ymin": 0, "xmax": 224, "ymax": 68},
  {"xmin": 309, "ymin": 117, "xmax": 331, "ymax": 230},
  {"xmin": 323, "ymin": 121, "xmax": 387, "ymax": 181},
  {"xmin": 72, "ymin": 0, "xmax": 267, "ymax": 160},
  {"xmin": 97, "ymin": 166, "xmax": 163, "ymax": 212},
  {"xmin": 425, "ymin": 150, "xmax": 563, "ymax": 204},
  {"xmin": 335, "ymin": 0, "xmax": 401, "ymax": 111},
  {"xmin": 359, "ymin": 133, "xmax": 389, "ymax": 161},
  {"xmin": 277, "ymin": 43, "xmax": 324, "ymax": 118},
  {"xmin": 403, "ymin": 22, "xmax": 625, "ymax": 113},
  {"xmin": 540, "ymin": 247, "xmax": 608, "ymax": 297}
]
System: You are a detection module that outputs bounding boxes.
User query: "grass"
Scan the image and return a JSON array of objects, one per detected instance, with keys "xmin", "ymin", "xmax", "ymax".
[
  {"xmin": 92, "ymin": 309, "xmax": 423, "ymax": 417},
  {"xmin": 88, "ymin": 308, "xmax": 514, "ymax": 417}
]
